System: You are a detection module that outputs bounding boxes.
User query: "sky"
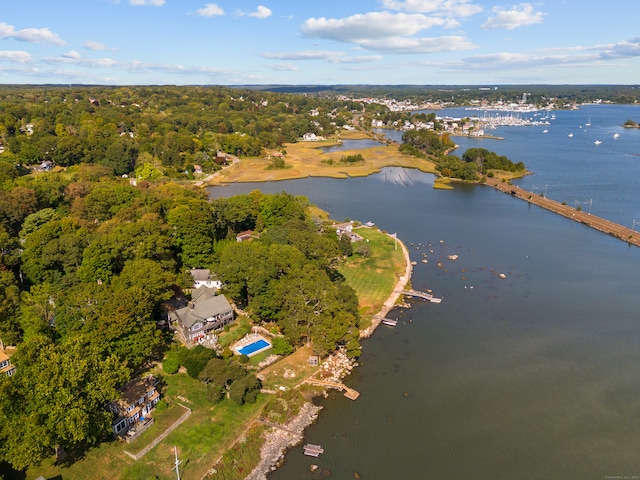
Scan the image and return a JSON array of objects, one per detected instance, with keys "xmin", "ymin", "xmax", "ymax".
[{"xmin": 1, "ymin": 0, "xmax": 639, "ymax": 86}]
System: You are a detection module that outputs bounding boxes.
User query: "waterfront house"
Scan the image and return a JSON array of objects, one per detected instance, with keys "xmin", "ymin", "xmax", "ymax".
[
  {"xmin": 169, "ymin": 288, "xmax": 234, "ymax": 345},
  {"xmin": 107, "ymin": 375, "xmax": 160, "ymax": 441},
  {"xmin": 332, "ymin": 221, "xmax": 363, "ymax": 242}
]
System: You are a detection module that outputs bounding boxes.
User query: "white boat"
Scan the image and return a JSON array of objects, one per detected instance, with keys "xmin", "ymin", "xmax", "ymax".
[
  {"xmin": 542, "ymin": 129, "xmax": 549, "ymax": 133},
  {"xmin": 594, "ymin": 140, "xmax": 602, "ymax": 145},
  {"xmin": 613, "ymin": 133, "xmax": 620, "ymax": 139},
  {"xmin": 585, "ymin": 117, "xmax": 591, "ymax": 126},
  {"xmin": 568, "ymin": 133, "xmax": 573, "ymax": 137}
]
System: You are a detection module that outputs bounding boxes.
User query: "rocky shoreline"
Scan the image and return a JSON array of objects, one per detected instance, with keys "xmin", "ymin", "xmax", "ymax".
[
  {"xmin": 244, "ymin": 402, "xmax": 323, "ymax": 480},
  {"xmin": 244, "ymin": 234, "xmax": 413, "ymax": 479}
]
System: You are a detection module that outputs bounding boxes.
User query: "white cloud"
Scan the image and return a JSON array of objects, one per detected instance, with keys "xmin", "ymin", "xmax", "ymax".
[
  {"xmin": 196, "ymin": 3, "xmax": 225, "ymax": 17},
  {"xmin": 62, "ymin": 50, "xmax": 81, "ymax": 59},
  {"xmin": 482, "ymin": 3, "xmax": 544, "ymax": 30},
  {"xmin": 0, "ymin": 50, "xmax": 34, "ymax": 64},
  {"xmin": 84, "ymin": 41, "xmax": 111, "ymax": 51},
  {"xmin": 266, "ymin": 63, "xmax": 298, "ymax": 71},
  {"xmin": 0, "ymin": 22, "xmax": 66, "ymax": 46},
  {"xmin": 262, "ymin": 50, "xmax": 384, "ymax": 64},
  {"xmin": 380, "ymin": 0, "xmax": 482, "ymax": 17},
  {"xmin": 248, "ymin": 6, "xmax": 273, "ymax": 19},
  {"xmin": 129, "ymin": 0, "xmax": 165, "ymax": 6},
  {"xmin": 301, "ymin": 12, "xmax": 452, "ymax": 43},
  {"xmin": 261, "ymin": 50, "xmax": 346, "ymax": 61},
  {"xmin": 359, "ymin": 35, "xmax": 475, "ymax": 54}
]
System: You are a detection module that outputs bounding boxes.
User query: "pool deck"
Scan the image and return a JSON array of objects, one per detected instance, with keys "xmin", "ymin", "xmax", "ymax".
[{"xmin": 233, "ymin": 334, "xmax": 272, "ymax": 357}]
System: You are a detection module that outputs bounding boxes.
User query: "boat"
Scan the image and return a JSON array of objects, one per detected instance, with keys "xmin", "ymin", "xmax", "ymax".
[
  {"xmin": 585, "ymin": 117, "xmax": 591, "ymax": 126},
  {"xmin": 594, "ymin": 140, "xmax": 602, "ymax": 145},
  {"xmin": 613, "ymin": 133, "xmax": 620, "ymax": 139},
  {"xmin": 568, "ymin": 133, "xmax": 573, "ymax": 137},
  {"xmin": 542, "ymin": 129, "xmax": 549, "ymax": 133}
]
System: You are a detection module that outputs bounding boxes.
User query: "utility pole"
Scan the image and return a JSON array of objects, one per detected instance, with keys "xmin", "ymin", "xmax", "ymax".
[{"xmin": 173, "ymin": 446, "xmax": 182, "ymax": 480}]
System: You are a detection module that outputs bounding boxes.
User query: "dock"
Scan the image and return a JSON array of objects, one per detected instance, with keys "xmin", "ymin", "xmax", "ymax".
[
  {"xmin": 401, "ymin": 289, "xmax": 442, "ymax": 303},
  {"xmin": 305, "ymin": 378, "xmax": 361, "ymax": 400},
  {"xmin": 484, "ymin": 177, "xmax": 640, "ymax": 248},
  {"xmin": 381, "ymin": 318, "xmax": 398, "ymax": 327},
  {"xmin": 303, "ymin": 443, "xmax": 324, "ymax": 457}
]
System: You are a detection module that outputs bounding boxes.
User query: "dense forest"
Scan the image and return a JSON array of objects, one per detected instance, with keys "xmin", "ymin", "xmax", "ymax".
[{"xmin": 0, "ymin": 161, "xmax": 360, "ymax": 469}]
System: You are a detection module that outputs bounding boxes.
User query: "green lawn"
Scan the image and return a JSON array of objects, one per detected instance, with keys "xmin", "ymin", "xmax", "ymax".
[
  {"xmin": 27, "ymin": 371, "xmax": 269, "ymax": 480},
  {"xmin": 336, "ymin": 227, "xmax": 407, "ymax": 329}
]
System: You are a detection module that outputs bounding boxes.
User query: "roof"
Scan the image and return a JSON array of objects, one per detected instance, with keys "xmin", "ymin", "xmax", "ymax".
[
  {"xmin": 113, "ymin": 375, "xmax": 158, "ymax": 411},
  {"xmin": 170, "ymin": 293, "xmax": 232, "ymax": 329},
  {"xmin": 190, "ymin": 269, "xmax": 211, "ymax": 282}
]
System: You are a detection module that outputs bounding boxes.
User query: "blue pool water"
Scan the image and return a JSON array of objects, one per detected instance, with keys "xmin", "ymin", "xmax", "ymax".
[{"xmin": 237, "ymin": 339, "xmax": 270, "ymax": 356}]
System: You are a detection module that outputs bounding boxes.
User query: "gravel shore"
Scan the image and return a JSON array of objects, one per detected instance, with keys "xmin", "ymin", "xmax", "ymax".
[{"xmin": 244, "ymin": 402, "xmax": 323, "ymax": 480}]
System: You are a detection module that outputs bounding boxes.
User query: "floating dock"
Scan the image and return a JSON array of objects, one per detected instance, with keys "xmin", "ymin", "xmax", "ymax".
[
  {"xmin": 304, "ymin": 444, "xmax": 324, "ymax": 457},
  {"xmin": 382, "ymin": 318, "xmax": 398, "ymax": 327},
  {"xmin": 401, "ymin": 290, "xmax": 442, "ymax": 303}
]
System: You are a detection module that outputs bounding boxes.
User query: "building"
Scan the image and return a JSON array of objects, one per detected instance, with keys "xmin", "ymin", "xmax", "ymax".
[
  {"xmin": 236, "ymin": 230, "xmax": 254, "ymax": 242},
  {"xmin": 107, "ymin": 375, "xmax": 160, "ymax": 441},
  {"xmin": 169, "ymin": 288, "xmax": 234, "ymax": 345},
  {"xmin": 0, "ymin": 347, "xmax": 15, "ymax": 377},
  {"xmin": 190, "ymin": 268, "xmax": 222, "ymax": 290}
]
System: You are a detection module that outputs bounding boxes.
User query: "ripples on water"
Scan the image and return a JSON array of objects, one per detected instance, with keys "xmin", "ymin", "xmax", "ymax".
[{"xmin": 209, "ymin": 105, "xmax": 640, "ymax": 480}]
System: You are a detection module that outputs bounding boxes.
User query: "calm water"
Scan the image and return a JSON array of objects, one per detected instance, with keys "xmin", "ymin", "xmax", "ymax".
[
  {"xmin": 209, "ymin": 105, "xmax": 640, "ymax": 480},
  {"xmin": 318, "ymin": 138, "xmax": 383, "ymax": 154}
]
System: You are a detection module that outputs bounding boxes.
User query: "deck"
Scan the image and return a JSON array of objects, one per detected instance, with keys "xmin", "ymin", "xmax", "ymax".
[{"xmin": 401, "ymin": 289, "xmax": 442, "ymax": 303}]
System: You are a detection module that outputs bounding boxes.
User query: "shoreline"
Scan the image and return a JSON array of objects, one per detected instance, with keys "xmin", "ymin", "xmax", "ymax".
[{"xmin": 245, "ymin": 232, "xmax": 414, "ymax": 479}]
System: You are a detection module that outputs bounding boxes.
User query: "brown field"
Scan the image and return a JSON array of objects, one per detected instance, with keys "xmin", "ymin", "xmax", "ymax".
[{"xmin": 206, "ymin": 132, "xmax": 438, "ymax": 185}]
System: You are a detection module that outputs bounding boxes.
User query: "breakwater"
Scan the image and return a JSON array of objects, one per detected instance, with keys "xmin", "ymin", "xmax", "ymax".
[{"xmin": 484, "ymin": 177, "xmax": 640, "ymax": 247}]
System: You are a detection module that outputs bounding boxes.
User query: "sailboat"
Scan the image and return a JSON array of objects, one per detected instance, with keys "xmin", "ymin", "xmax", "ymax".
[{"xmin": 585, "ymin": 117, "xmax": 591, "ymax": 126}]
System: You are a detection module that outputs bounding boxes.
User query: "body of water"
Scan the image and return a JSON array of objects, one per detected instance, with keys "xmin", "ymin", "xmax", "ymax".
[
  {"xmin": 318, "ymin": 138, "xmax": 383, "ymax": 154},
  {"xmin": 208, "ymin": 105, "xmax": 640, "ymax": 480}
]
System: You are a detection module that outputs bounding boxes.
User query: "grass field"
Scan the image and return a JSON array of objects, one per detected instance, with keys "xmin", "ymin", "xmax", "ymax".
[
  {"xmin": 26, "ymin": 371, "xmax": 269, "ymax": 480},
  {"xmin": 207, "ymin": 130, "xmax": 438, "ymax": 185},
  {"xmin": 336, "ymin": 227, "xmax": 407, "ymax": 329}
]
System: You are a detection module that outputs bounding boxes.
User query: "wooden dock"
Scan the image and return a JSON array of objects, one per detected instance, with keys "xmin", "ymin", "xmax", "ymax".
[
  {"xmin": 484, "ymin": 177, "xmax": 640, "ymax": 248},
  {"xmin": 305, "ymin": 378, "xmax": 360, "ymax": 400},
  {"xmin": 401, "ymin": 289, "xmax": 442, "ymax": 303},
  {"xmin": 303, "ymin": 443, "xmax": 324, "ymax": 457},
  {"xmin": 381, "ymin": 318, "xmax": 398, "ymax": 327}
]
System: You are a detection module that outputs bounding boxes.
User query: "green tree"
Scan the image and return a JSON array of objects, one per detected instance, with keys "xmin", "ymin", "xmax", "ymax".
[{"xmin": 0, "ymin": 334, "xmax": 130, "ymax": 470}]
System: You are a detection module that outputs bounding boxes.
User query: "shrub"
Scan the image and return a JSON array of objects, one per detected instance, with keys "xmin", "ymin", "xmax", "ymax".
[
  {"xmin": 238, "ymin": 354, "xmax": 250, "ymax": 364},
  {"xmin": 155, "ymin": 399, "xmax": 168, "ymax": 411},
  {"xmin": 162, "ymin": 354, "xmax": 180, "ymax": 375},
  {"xmin": 271, "ymin": 336, "xmax": 294, "ymax": 356}
]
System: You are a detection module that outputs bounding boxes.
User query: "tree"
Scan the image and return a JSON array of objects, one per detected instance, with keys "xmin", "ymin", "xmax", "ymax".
[{"xmin": 0, "ymin": 334, "xmax": 130, "ymax": 470}]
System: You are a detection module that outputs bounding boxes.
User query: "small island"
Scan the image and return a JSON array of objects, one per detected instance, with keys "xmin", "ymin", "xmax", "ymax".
[{"xmin": 623, "ymin": 119, "xmax": 640, "ymax": 128}]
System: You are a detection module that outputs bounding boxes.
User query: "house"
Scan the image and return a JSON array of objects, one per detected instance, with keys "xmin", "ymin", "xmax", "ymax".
[
  {"xmin": 236, "ymin": 230, "xmax": 254, "ymax": 242},
  {"xmin": 190, "ymin": 268, "xmax": 222, "ymax": 290},
  {"xmin": 302, "ymin": 133, "xmax": 318, "ymax": 141},
  {"xmin": 107, "ymin": 375, "xmax": 160, "ymax": 440},
  {"xmin": 332, "ymin": 221, "xmax": 363, "ymax": 243},
  {"xmin": 0, "ymin": 347, "xmax": 16, "ymax": 377},
  {"xmin": 169, "ymin": 288, "xmax": 234, "ymax": 345}
]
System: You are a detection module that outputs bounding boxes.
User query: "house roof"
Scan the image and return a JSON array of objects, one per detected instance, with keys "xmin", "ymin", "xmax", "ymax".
[
  {"xmin": 170, "ymin": 293, "xmax": 232, "ymax": 329},
  {"xmin": 190, "ymin": 269, "xmax": 211, "ymax": 282},
  {"xmin": 112, "ymin": 375, "xmax": 158, "ymax": 412}
]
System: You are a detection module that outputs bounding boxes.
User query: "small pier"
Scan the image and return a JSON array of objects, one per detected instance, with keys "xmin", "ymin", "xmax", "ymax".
[
  {"xmin": 381, "ymin": 318, "xmax": 398, "ymax": 327},
  {"xmin": 305, "ymin": 379, "xmax": 360, "ymax": 400},
  {"xmin": 303, "ymin": 443, "xmax": 324, "ymax": 457},
  {"xmin": 402, "ymin": 290, "xmax": 442, "ymax": 303}
]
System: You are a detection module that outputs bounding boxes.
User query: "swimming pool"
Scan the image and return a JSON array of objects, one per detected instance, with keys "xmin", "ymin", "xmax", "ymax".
[{"xmin": 237, "ymin": 339, "xmax": 271, "ymax": 356}]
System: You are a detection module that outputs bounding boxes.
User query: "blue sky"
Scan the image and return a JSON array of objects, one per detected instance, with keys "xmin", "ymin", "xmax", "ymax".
[{"xmin": 1, "ymin": 0, "xmax": 639, "ymax": 85}]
